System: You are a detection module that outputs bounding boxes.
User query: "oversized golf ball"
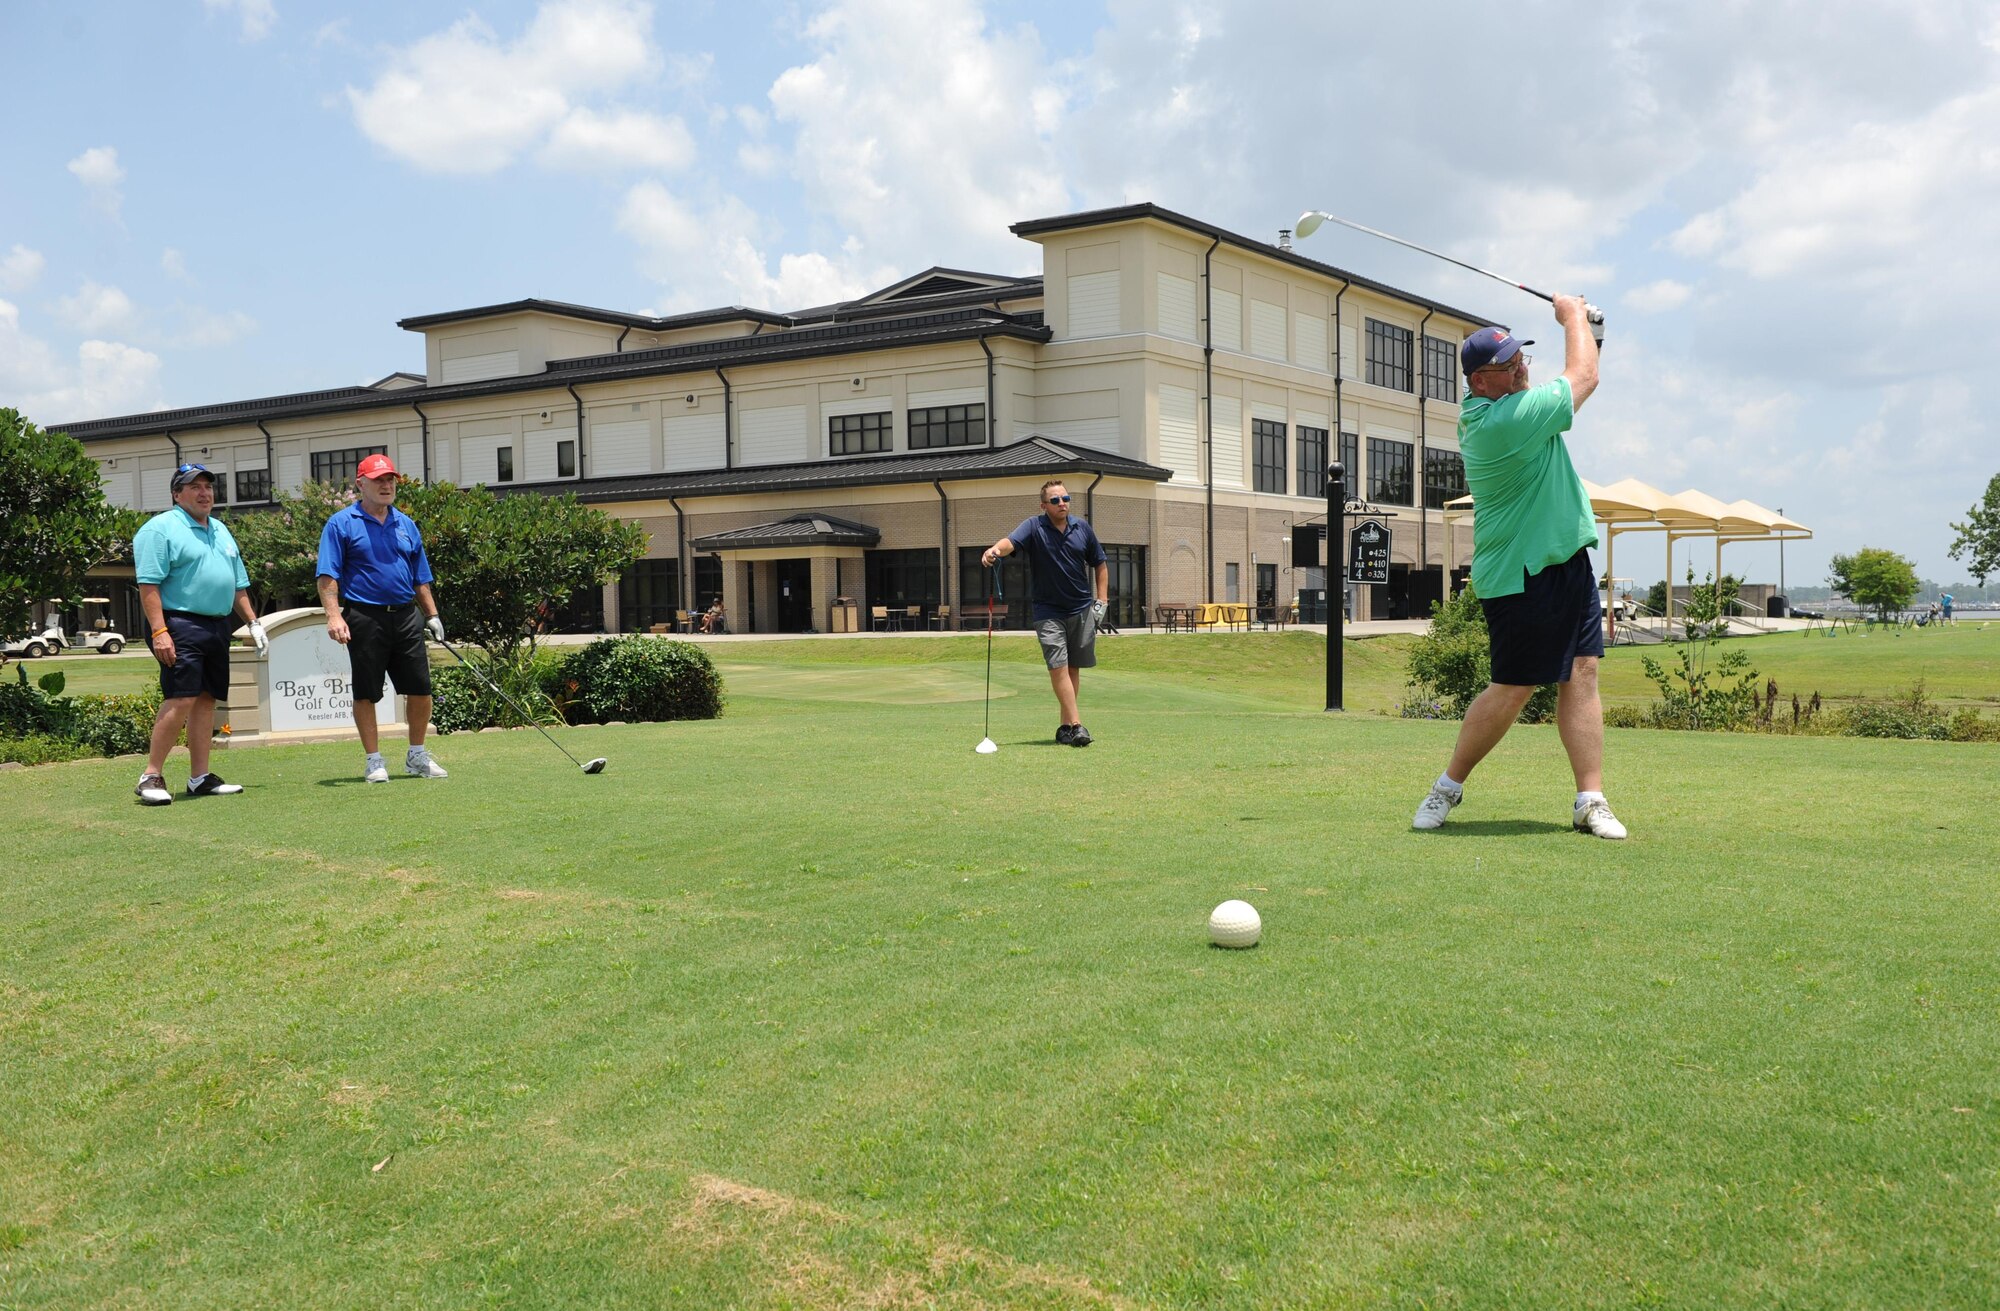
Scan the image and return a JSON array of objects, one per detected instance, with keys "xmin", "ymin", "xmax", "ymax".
[{"xmin": 1208, "ymin": 899, "xmax": 1262, "ymax": 949}]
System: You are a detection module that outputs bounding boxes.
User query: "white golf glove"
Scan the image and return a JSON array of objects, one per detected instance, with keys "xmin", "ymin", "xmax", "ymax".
[
  {"xmin": 1092, "ymin": 599, "xmax": 1108, "ymax": 624},
  {"xmin": 425, "ymin": 615, "xmax": 446, "ymax": 642},
  {"xmin": 248, "ymin": 621, "xmax": 268, "ymax": 656}
]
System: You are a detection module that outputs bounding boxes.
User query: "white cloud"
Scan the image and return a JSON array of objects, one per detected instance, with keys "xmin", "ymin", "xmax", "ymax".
[
  {"xmin": 67, "ymin": 146, "xmax": 125, "ymax": 219},
  {"xmin": 538, "ymin": 107, "xmax": 695, "ymax": 171},
  {"xmin": 204, "ymin": 0, "xmax": 276, "ymax": 42},
  {"xmin": 161, "ymin": 248, "xmax": 191, "ymax": 282},
  {"xmin": 0, "ymin": 245, "xmax": 44, "ymax": 293},
  {"xmin": 55, "ymin": 281, "xmax": 139, "ymax": 336},
  {"xmin": 765, "ymin": 0, "xmax": 1069, "ymax": 272},
  {"xmin": 1623, "ymin": 279, "xmax": 1693, "ymax": 313},
  {"xmin": 344, "ymin": 0, "xmax": 659, "ymax": 174},
  {"xmin": 167, "ymin": 306, "xmax": 257, "ymax": 349},
  {"xmin": 0, "ymin": 298, "xmax": 163, "ymax": 423},
  {"xmin": 616, "ymin": 182, "xmax": 874, "ymax": 311}
]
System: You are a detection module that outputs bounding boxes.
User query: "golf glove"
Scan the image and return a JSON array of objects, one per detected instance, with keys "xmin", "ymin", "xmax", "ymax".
[
  {"xmin": 425, "ymin": 615, "xmax": 446, "ymax": 642},
  {"xmin": 248, "ymin": 621, "xmax": 268, "ymax": 657},
  {"xmin": 1092, "ymin": 599, "xmax": 1108, "ymax": 624}
]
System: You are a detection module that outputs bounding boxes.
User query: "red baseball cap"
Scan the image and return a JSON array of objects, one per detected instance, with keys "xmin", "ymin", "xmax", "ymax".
[{"xmin": 357, "ymin": 454, "xmax": 399, "ymax": 480}]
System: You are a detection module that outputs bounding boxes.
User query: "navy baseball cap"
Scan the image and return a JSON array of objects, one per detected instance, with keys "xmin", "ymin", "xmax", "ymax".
[
  {"xmin": 170, "ymin": 463, "xmax": 215, "ymax": 491},
  {"xmin": 1460, "ymin": 326, "xmax": 1533, "ymax": 374}
]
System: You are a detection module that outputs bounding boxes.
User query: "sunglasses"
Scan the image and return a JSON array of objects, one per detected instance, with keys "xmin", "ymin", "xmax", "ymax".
[
  {"xmin": 1480, "ymin": 353, "xmax": 1531, "ymax": 372},
  {"xmin": 1046, "ymin": 495, "xmax": 1071, "ymax": 504}
]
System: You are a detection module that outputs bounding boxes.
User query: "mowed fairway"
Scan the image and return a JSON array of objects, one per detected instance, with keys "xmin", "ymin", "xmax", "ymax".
[{"xmin": 3, "ymin": 635, "xmax": 1997, "ymax": 1309}]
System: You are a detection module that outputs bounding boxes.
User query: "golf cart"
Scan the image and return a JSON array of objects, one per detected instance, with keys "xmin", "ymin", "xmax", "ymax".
[
  {"xmin": 1, "ymin": 623, "xmax": 65, "ymax": 659},
  {"xmin": 61, "ymin": 598, "xmax": 128, "ymax": 654}
]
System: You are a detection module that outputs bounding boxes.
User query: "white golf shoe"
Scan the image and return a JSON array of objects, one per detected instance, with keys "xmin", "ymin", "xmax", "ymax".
[
  {"xmin": 1573, "ymin": 797, "xmax": 1628, "ymax": 840},
  {"xmin": 1412, "ymin": 783, "xmax": 1462, "ymax": 830},
  {"xmin": 363, "ymin": 753, "xmax": 389, "ymax": 784},
  {"xmin": 406, "ymin": 745, "xmax": 448, "ymax": 779}
]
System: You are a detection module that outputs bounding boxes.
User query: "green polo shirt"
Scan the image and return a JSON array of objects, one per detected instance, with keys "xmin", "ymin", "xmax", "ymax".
[
  {"xmin": 1458, "ymin": 375, "xmax": 1598, "ymax": 599},
  {"xmin": 133, "ymin": 506, "xmax": 250, "ymax": 616}
]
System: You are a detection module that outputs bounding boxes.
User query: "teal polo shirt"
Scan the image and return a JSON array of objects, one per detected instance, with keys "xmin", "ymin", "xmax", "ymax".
[
  {"xmin": 1458, "ymin": 375, "xmax": 1598, "ymax": 599},
  {"xmin": 133, "ymin": 506, "xmax": 250, "ymax": 616}
]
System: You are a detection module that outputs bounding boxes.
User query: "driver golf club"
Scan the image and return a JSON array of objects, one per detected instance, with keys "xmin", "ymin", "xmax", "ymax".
[
  {"xmin": 975, "ymin": 566, "xmax": 1000, "ymax": 754},
  {"xmin": 437, "ymin": 636, "xmax": 607, "ymax": 774},
  {"xmin": 1294, "ymin": 209, "xmax": 1605, "ymax": 346}
]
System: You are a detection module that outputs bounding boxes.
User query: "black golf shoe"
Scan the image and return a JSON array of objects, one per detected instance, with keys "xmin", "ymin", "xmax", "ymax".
[
  {"xmin": 185, "ymin": 773, "xmax": 244, "ymax": 797},
  {"xmin": 1070, "ymin": 724, "xmax": 1093, "ymax": 747},
  {"xmin": 1055, "ymin": 724, "xmax": 1076, "ymax": 746}
]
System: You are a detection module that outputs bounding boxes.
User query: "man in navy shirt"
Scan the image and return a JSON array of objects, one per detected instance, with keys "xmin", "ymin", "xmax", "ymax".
[
  {"xmin": 316, "ymin": 454, "xmax": 449, "ymax": 783},
  {"xmin": 982, "ymin": 479, "xmax": 1109, "ymax": 746}
]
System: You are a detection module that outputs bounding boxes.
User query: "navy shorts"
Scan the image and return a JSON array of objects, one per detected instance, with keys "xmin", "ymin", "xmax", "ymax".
[
  {"xmin": 342, "ymin": 602, "xmax": 433, "ymax": 701},
  {"xmin": 1480, "ymin": 548, "xmax": 1604, "ymax": 686},
  {"xmin": 159, "ymin": 611, "xmax": 233, "ymax": 702}
]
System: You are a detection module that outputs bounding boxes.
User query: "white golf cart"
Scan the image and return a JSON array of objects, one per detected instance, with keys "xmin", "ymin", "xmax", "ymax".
[
  {"xmin": 60, "ymin": 597, "xmax": 128, "ymax": 654},
  {"xmin": 1, "ymin": 623, "xmax": 65, "ymax": 659}
]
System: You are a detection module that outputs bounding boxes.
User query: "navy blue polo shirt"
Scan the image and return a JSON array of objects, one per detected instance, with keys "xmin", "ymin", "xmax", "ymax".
[
  {"xmin": 316, "ymin": 502, "xmax": 434, "ymax": 605},
  {"xmin": 1006, "ymin": 513, "xmax": 1107, "ymax": 620}
]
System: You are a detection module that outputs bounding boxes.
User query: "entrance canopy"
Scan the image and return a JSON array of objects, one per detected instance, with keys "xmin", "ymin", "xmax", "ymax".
[{"xmin": 690, "ymin": 513, "xmax": 880, "ymax": 559}]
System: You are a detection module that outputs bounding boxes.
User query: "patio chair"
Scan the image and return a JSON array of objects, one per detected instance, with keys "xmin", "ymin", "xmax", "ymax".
[
  {"xmin": 871, "ymin": 605, "xmax": 891, "ymax": 631},
  {"xmin": 928, "ymin": 605, "xmax": 952, "ymax": 630}
]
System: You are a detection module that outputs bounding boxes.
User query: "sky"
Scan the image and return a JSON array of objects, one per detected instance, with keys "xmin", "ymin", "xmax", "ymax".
[{"xmin": 3, "ymin": 0, "xmax": 1997, "ymax": 592}]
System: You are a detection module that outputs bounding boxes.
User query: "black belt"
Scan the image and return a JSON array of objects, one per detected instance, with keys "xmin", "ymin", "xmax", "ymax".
[
  {"xmin": 344, "ymin": 600, "xmax": 415, "ymax": 612},
  {"xmin": 162, "ymin": 609, "xmax": 230, "ymax": 620}
]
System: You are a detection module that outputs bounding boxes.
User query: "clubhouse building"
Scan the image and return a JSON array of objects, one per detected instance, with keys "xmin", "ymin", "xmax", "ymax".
[{"xmin": 57, "ymin": 203, "xmax": 1493, "ymax": 637}]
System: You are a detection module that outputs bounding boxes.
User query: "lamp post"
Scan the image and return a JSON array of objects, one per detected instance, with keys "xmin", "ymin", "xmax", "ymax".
[{"xmin": 1326, "ymin": 462, "xmax": 1345, "ymax": 712}]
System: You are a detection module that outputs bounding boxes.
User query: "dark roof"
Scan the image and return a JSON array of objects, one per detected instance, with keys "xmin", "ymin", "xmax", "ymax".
[
  {"xmin": 690, "ymin": 513, "xmax": 881, "ymax": 552},
  {"xmin": 785, "ymin": 274, "xmax": 1041, "ymax": 324},
  {"xmin": 395, "ymin": 298, "xmax": 792, "ymax": 333},
  {"xmin": 495, "ymin": 436, "xmax": 1169, "ymax": 505},
  {"xmin": 1009, "ymin": 202, "xmax": 1499, "ymax": 329},
  {"xmin": 55, "ymin": 307, "xmax": 1050, "ymax": 440}
]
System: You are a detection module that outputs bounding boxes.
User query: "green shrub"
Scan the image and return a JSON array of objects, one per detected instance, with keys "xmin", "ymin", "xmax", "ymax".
[
  {"xmin": 0, "ymin": 666, "xmax": 160, "ymax": 756},
  {"xmin": 1947, "ymin": 707, "xmax": 2000, "ymax": 743},
  {"xmin": 1401, "ymin": 587, "xmax": 1556, "ymax": 723},
  {"xmin": 1601, "ymin": 703, "xmax": 1650, "ymax": 729},
  {"xmin": 1844, "ymin": 682, "xmax": 1952, "ymax": 740},
  {"xmin": 0, "ymin": 733, "xmax": 97, "ymax": 766},
  {"xmin": 564, "ymin": 637, "xmax": 723, "ymax": 724},
  {"xmin": 429, "ymin": 647, "xmax": 569, "ymax": 734}
]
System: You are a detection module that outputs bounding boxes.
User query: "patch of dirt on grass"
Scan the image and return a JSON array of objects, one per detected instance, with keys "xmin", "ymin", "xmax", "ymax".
[{"xmin": 497, "ymin": 889, "xmax": 543, "ymax": 900}]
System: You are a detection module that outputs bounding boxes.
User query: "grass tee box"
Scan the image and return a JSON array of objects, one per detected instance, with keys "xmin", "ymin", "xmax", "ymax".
[{"xmin": 2, "ymin": 636, "xmax": 1997, "ymax": 1308}]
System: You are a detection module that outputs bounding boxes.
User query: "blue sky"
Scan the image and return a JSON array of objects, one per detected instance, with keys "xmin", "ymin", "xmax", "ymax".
[{"xmin": 4, "ymin": 0, "xmax": 1997, "ymax": 591}]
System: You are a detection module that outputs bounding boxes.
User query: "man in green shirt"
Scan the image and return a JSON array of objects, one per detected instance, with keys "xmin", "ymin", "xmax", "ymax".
[
  {"xmin": 131, "ymin": 464, "xmax": 267, "ymax": 805},
  {"xmin": 1413, "ymin": 297, "xmax": 1626, "ymax": 839}
]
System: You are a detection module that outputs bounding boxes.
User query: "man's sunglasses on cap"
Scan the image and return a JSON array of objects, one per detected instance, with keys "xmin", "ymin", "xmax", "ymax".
[{"xmin": 170, "ymin": 463, "xmax": 214, "ymax": 491}]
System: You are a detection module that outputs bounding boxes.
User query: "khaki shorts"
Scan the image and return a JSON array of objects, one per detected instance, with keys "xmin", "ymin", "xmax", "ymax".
[{"xmin": 1035, "ymin": 608, "xmax": 1097, "ymax": 670}]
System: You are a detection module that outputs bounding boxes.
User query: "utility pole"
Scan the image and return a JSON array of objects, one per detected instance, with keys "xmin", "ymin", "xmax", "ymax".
[{"xmin": 1326, "ymin": 462, "xmax": 1345, "ymax": 712}]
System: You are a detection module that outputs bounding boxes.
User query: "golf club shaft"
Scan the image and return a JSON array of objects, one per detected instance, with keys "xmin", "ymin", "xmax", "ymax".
[
  {"xmin": 1304, "ymin": 212, "xmax": 1604, "ymax": 328},
  {"xmin": 983, "ymin": 566, "xmax": 995, "ymax": 740},
  {"xmin": 438, "ymin": 637, "xmax": 588, "ymax": 768}
]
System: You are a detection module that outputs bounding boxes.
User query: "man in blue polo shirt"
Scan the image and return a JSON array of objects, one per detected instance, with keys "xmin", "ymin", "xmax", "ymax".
[
  {"xmin": 131, "ymin": 464, "xmax": 268, "ymax": 805},
  {"xmin": 1411, "ymin": 296, "xmax": 1626, "ymax": 839},
  {"xmin": 316, "ymin": 454, "xmax": 449, "ymax": 783},
  {"xmin": 981, "ymin": 479, "xmax": 1109, "ymax": 746}
]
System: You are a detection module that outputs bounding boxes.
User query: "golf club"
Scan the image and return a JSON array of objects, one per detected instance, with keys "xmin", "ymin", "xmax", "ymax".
[
  {"xmin": 437, "ymin": 636, "xmax": 607, "ymax": 774},
  {"xmin": 1294, "ymin": 209, "xmax": 1604, "ymax": 346},
  {"xmin": 975, "ymin": 566, "xmax": 1000, "ymax": 754}
]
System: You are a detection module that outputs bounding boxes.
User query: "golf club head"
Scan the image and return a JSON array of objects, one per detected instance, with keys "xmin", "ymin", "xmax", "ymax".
[
  {"xmin": 974, "ymin": 738, "xmax": 999, "ymax": 755},
  {"xmin": 582, "ymin": 758, "xmax": 608, "ymax": 774}
]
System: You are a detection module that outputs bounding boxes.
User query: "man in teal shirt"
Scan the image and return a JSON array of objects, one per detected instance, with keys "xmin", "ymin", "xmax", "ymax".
[
  {"xmin": 1412, "ymin": 297, "xmax": 1626, "ymax": 839},
  {"xmin": 131, "ymin": 464, "xmax": 267, "ymax": 805}
]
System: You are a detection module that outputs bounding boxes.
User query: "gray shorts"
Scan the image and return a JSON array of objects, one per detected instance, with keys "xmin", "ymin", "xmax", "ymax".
[{"xmin": 1035, "ymin": 608, "xmax": 1097, "ymax": 670}]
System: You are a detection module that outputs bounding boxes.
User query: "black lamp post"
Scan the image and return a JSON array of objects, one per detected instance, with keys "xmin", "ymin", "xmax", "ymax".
[{"xmin": 1326, "ymin": 461, "xmax": 1345, "ymax": 712}]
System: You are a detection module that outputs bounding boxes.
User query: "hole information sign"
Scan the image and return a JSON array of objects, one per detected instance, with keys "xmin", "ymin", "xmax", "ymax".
[{"xmin": 1348, "ymin": 520, "xmax": 1391, "ymax": 586}]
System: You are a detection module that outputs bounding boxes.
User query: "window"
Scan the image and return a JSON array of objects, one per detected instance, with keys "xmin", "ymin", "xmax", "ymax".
[
  {"xmin": 617, "ymin": 558, "xmax": 680, "ymax": 633},
  {"xmin": 1225, "ymin": 562, "xmax": 1240, "ymax": 603},
  {"xmin": 1365, "ymin": 318, "xmax": 1413, "ymax": 392},
  {"xmin": 959, "ymin": 547, "xmax": 1028, "ymax": 629},
  {"xmin": 1424, "ymin": 448, "xmax": 1468, "ymax": 510},
  {"xmin": 1252, "ymin": 418, "xmax": 1287, "ymax": 493},
  {"xmin": 1368, "ymin": 437, "xmax": 1413, "ymax": 506},
  {"xmin": 694, "ymin": 555, "xmax": 723, "ymax": 612},
  {"xmin": 557, "ymin": 439, "xmax": 576, "ymax": 478},
  {"xmin": 234, "ymin": 468, "xmax": 270, "ymax": 502},
  {"xmin": 865, "ymin": 548, "xmax": 941, "ymax": 619},
  {"xmin": 830, "ymin": 411, "xmax": 891, "ymax": 456},
  {"xmin": 1423, "ymin": 336, "xmax": 1458, "ymax": 402},
  {"xmin": 1297, "ymin": 425, "xmax": 1327, "ymax": 498},
  {"xmin": 210, "ymin": 472, "xmax": 228, "ymax": 505},
  {"xmin": 1103, "ymin": 545, "xmax": 1148, "ymax": 629},
  {"xmin": 908, "ymin": 403, "xmax": 984, "ymax": 449},
  {"xmin": 496, "ymin": 446, "xmax": 515, "ymax": 482},
  {"xmin": 310, "ymin": 445, "xmax": 387, "ymax": 484},
  {"xmin": 1339, "ymin": 432, "xmax": 1359, "ymax": 492}
]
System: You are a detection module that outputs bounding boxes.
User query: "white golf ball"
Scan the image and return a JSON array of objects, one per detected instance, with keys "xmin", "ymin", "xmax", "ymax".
[{"xmin": 1208, "ymin": 899, "xmax": 1262, "ymax": 949}]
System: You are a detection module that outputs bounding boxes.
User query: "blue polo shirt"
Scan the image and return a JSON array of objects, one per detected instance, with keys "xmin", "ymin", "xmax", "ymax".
[
  {"xmin": 316, "ymin": 502, "xmax": 434, "ymax": 605},
  {"xmin": 1006, "ymin": 513, "xmax": 1107, "ymax": 620},
  {"xmin": 133, "ymin": 506, "xmax": 250, "ymax": 616}
]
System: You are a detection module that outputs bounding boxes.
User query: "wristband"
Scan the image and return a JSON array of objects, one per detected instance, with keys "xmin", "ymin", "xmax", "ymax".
[{"xmin": 152, "ymin": 627, "xmax": 169, "ymax": 638}]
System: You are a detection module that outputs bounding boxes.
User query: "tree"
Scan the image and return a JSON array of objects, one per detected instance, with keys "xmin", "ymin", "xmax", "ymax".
[
  {"xmin": 226, "ymin": 479, "xmax": 645, "ymax": 656},
  {"xmin": 0, "ymin": 409, "xmax": 132, "ymax": 646},
  {"xmin": 1947, "ymin": 472, "xmax": 2000, "ymax": 585},
  {"xmin": 1828, "ymin": 547, "xmax": 1920, "ymax": 622}
]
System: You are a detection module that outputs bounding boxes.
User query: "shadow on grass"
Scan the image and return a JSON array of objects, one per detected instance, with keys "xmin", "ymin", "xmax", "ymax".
[
  {"xmin": 1425, "ymin": 820, "xmax": 1574, "ymax": 837},
  {"xmin": 314, "ymin": 776, "xmax": 429, "ymax": 788}
]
